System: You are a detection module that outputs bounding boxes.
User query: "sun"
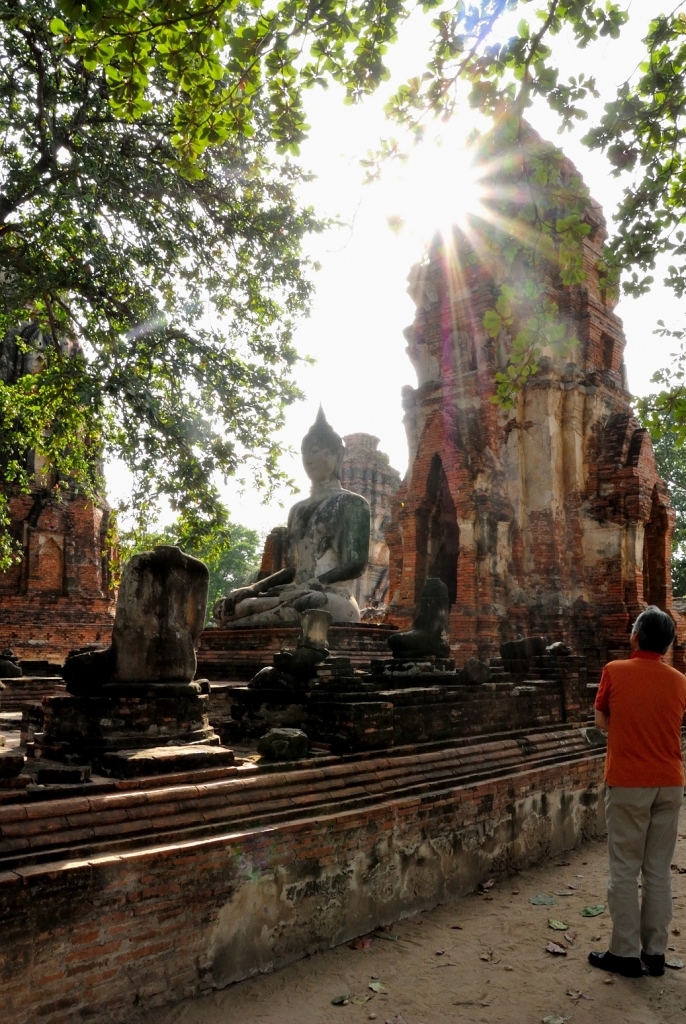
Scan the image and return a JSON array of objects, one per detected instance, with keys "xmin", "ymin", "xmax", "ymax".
[{"xmin": 381, "ymin": 126, "xmax": 488, "ymax": 248}]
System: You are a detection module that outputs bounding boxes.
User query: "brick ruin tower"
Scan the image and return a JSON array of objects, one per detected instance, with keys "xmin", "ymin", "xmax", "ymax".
[
  {"xmin": 0, "ymin": 325, "xmax": 116, "ymax": 668},
  {"xmin": 340, "ymin": 433, "xmax": 401, "ymax": 612},
  {"xmin": 386, "ymin": 132, "xmax": 684, "ymax": 674}
]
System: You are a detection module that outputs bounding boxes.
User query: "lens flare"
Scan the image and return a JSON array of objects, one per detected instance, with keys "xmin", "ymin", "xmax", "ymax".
[{"xmin": 382, "ymin": 129, "xmax": 489, "ymax": 248}]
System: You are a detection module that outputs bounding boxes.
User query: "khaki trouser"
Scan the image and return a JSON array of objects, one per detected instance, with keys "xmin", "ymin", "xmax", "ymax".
[{"xmin": 605, "ymin": 785, "xmax": 684, "ymax": 958}]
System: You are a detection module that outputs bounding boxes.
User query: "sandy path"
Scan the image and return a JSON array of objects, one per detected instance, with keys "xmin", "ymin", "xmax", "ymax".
[{"xmin": 151, "ymin": 807, "xmax": 686, "ymax": 1024}]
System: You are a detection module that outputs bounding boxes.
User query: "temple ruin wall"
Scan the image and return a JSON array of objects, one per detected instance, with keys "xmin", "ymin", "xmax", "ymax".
[{"xmin": 2, "ymin": 753, "xmax": 604, "ymax": 1024}]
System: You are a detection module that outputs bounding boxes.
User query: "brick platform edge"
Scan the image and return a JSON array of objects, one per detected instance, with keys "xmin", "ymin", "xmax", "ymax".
[{"xmin": 1, "ymin": 752, "xmax": 605, "ymax": 1024}]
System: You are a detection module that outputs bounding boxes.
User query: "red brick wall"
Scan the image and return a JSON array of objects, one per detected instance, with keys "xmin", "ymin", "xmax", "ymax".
[
  {"xmin": 0, "ymin": 752, "xmax": 605, "ymax": 1024},
  {"xmin": 0, "ymin": 487, "xmax": 115, "ymax": 663}
]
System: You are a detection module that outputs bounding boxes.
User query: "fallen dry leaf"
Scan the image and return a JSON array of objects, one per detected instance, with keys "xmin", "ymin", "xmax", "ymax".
[
  {"xmin": 369, "ymin": 981, "xmax": 388, "ymax": 993},
  {"xmin": 545, "ymin": 942, "xmax": 567, "ymax": 956},
  {"xmin": 667, "ymin": 957, "xmax": 685, "ymax": 969},
  {"xmin": 562, "ymin": 931, "xmax": 577, "ymax": 946},
  {"xmin": 567, "ymin": 989, "xmax": 593, "ymax": 1001},
  {"xmin": 351, "ymin": 994, "xmax": 372, "ymax": 1005},
  {"xmin": 548, "ymin": 919, "xmax": 569, "ymax": 931},
  {"xmin": 603, "ymin": 978, "xmax": 615, "ymax": 985},
  {"xmin": 331, "ymin": 994, "xmax": 351, "ymax": 1005},
  {"xmin": 478, "ymin": 878, "xmax": 495, "ymax": 892}
]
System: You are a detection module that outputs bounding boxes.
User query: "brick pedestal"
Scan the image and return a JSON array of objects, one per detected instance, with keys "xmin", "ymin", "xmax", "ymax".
[{"xmin": 38, "ymin": 687, "xmax": 219, "ymax": 765}]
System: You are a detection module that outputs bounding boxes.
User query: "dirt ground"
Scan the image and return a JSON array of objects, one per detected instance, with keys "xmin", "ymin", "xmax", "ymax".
[{"xmin": 151, "ymin": 806, "xmax": 686, "ymax": 1024}]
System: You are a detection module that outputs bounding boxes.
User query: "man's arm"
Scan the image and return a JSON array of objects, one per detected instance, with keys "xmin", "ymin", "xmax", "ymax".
[
  {"xmin": 595, "ymin": 708, "xmax": 609, "ymax": 732},
  {"xmin": 594, "ymin": 667, "xmax": 611, "ymax": 732}
]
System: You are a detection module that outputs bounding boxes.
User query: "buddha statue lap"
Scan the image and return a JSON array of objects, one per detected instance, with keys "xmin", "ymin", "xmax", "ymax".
[{"xmin": 214, "ymin": 409, "xmax": 371, "ymax": 628}]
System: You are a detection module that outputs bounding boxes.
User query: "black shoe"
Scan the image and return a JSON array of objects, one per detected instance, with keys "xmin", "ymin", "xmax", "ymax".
[
  {"xmin": 588, "ymin": 950, "xmax": 644, "ymax": 978},
  {"xmin": 641, "ymin": 950, "xmax": 665, "ymax": 977}
]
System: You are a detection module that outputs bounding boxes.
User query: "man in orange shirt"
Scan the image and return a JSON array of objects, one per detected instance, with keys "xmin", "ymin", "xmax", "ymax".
[{"xmin": 591, "ymin": 606, "xmax": 686, "ymax": 978}]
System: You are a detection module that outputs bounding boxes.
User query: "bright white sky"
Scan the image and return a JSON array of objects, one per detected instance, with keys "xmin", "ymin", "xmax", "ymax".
[{"xmin": 107, "ymin": 0, "xmax": 683, "ymax": 539}]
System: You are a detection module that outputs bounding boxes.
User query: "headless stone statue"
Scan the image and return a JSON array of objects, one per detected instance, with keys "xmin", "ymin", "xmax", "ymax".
[
  {"xmin": 44, "ymin": 546, "xmax": 230, "ymax": 766},
  {"xmin": 214, "ymin": 408, "xmax": 371, "ymax": 628},
  {"xmin": 0, "ymin": 649, "xmax": 22, "ymax": 678},
  {"xmin": 388, "ymin": 577, "xmax": 451, "ymax": 660},
  {"xmin": 63, "ymin": 545, "xmax": 209, "ymax": 693}
]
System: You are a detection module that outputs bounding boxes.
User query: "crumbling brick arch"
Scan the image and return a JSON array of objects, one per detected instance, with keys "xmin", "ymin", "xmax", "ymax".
[
  {"xmin": 643, "ymin": 484, "xmax": 670, "ymax": 609},
  {"xmin": 36, "ymin": 535, "xmax": 65, "ymax": 595},
  {"xmin": 414, "ymin": 453, "xmax": 459, "ymax": 606}
]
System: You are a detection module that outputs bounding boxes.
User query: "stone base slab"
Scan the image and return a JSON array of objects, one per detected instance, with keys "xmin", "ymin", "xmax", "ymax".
[
  {"xmin": 102, "ymin": 744, "xmax": 235, "ymax": 778},
  {"xmin": 0, "ymin": 677, "xmax": 64, "ymax": 711}
]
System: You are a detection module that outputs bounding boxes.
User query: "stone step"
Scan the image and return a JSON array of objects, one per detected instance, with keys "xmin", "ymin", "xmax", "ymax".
[{"xmin": 0, "ymin": 726, "xmax": 602, "ymax": 869}]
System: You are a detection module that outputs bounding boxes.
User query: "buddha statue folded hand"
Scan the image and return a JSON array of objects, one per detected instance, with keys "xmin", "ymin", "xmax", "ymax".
[{"xmin": 214, "ymin": 409, "xmax": 371, "ymax": 628}]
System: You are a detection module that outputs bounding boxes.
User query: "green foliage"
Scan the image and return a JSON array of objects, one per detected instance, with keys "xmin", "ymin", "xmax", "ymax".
[
  {"xmin": 0, "ymin": 0, "xmax": 320, "ymax": 569},
  {"xmin": 640, "ymin": 392, "xmax": 686, "ymax": 599},
  {"xmin": 8, "ymin": 0, "xmax": 686, "ymax": 568},
  {"xmin": 50, "ymin": 0, "xmax": 637, "ymax": 406},
  {"xmin": 54, "ymin": 0, "xmax": 412, "ymax": 165},
  {"xmin": 0, "ymin": 340, "xmax": 106, "ymax": 566},
  {"xmin": 120, "ymin": 520, "xmax": 263, "ymax": 620},
  {"xmin": 584, "ymin": 14, "xmax": 686, "ymax": 300}
]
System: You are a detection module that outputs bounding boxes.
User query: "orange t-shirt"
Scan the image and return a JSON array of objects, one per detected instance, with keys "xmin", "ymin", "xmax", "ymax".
[{"xmin": 595, "ymin": 650, "xmax": 686, "ymax": 787}]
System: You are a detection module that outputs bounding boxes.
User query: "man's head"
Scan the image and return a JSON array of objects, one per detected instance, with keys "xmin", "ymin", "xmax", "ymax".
[
  {"xmin": 301, "ymin": 407, "xmax": 345, "ymax": 484},
  {"xmin": 631, "ymin": 606, "xmax": 676, "ymax": 655}
]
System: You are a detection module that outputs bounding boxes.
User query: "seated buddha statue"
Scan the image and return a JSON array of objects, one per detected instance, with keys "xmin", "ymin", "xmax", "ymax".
[{"xmin": 214, "ymin": 408, "xmax": 371, "ymax": 628}]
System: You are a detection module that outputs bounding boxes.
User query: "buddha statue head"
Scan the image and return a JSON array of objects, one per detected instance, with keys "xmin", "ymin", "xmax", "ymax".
[{"xmin": 301, "ymin": 407, "xmax": 345, "ymax": 485}]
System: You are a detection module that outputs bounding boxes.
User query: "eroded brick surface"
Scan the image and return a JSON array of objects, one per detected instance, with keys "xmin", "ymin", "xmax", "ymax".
[
  {"xmin": 386, "ymin": 151, "xmax": 684, "ymax": 675},
  {"xmin": 0, "ymin": 749, "xmax": 605, "ymax": 1024},
  {"xmin": 0, "ymin": 487, "xmax": 115, "ymax": 664}
]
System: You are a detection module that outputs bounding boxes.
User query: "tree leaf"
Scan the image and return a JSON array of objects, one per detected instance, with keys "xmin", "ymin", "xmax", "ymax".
[
  {"xmin": 530, "ymin": 894, "xmax": 557, "ymax": 906},
  {"xmin": 580, "ymin": 904, "xmax": 606, "ymax": 917}
]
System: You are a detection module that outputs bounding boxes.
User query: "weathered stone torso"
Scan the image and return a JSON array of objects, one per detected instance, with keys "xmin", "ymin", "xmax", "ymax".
[
  {"xmin": 110, "ymin": 546, "xmax": 209, "ymax": 683},
  {"xmin": 288, "ymin": 489, "xmax": 370, "ymax": 593}
]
